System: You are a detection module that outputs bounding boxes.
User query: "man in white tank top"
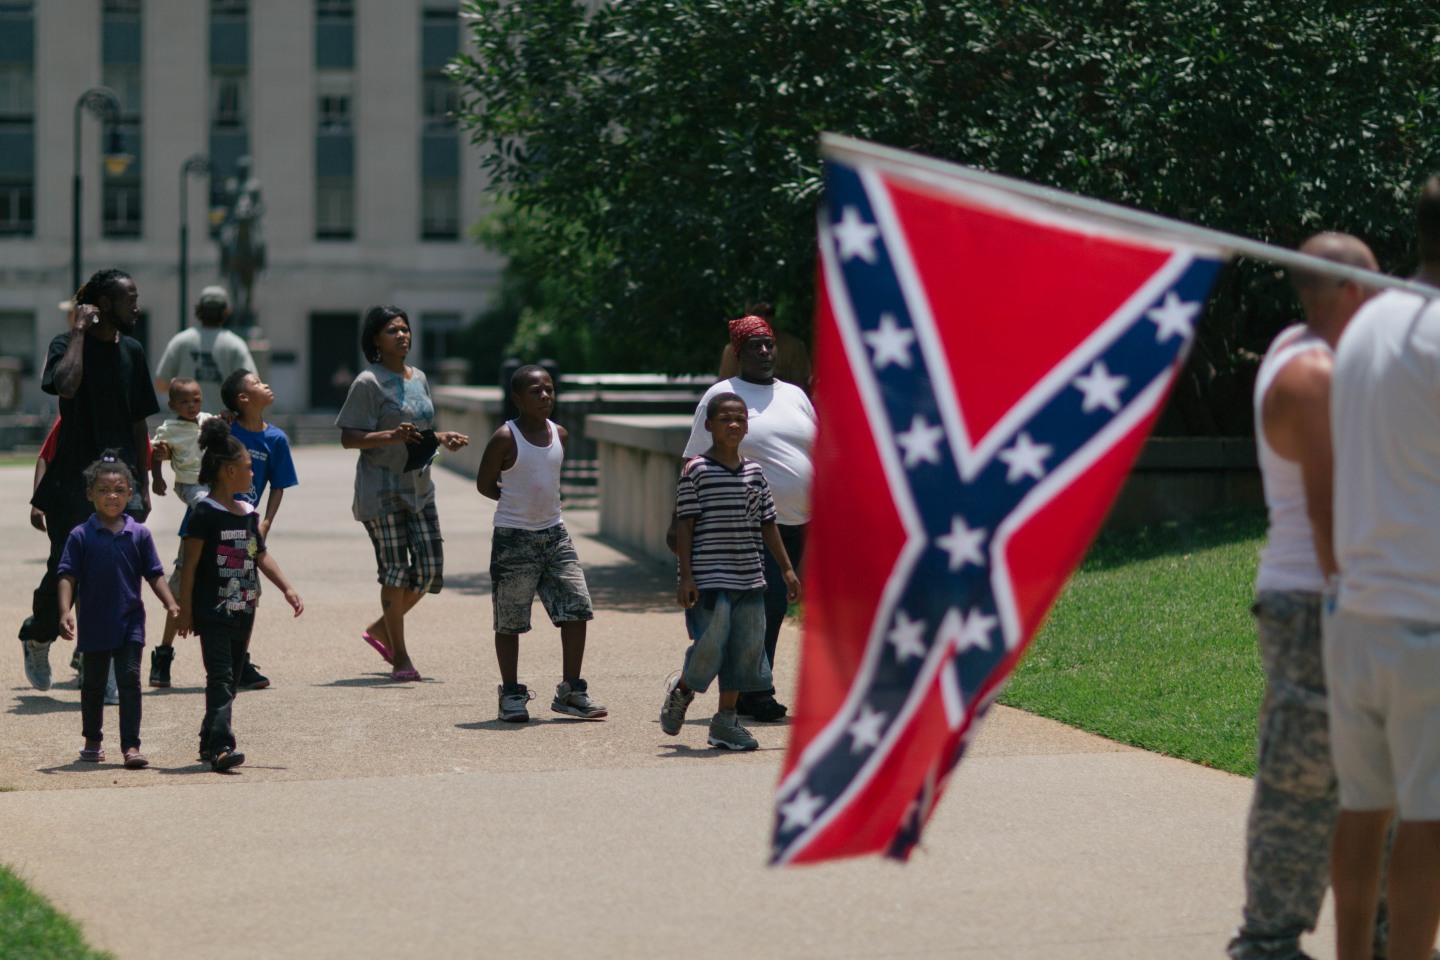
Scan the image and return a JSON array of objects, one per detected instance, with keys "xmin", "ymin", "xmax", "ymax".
[
  {"xmin": 1230, "ymin": 233, "xmax": 1379, "ymax": 960},
  {"xmin": 1328, "ymin": 180, "xmax": 1440, "ymax": 960}
]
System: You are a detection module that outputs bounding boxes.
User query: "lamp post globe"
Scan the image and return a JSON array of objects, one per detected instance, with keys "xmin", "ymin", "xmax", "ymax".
[{"xmin": 71, "ymin": 86, "xmax": 132, "ymax": 294}]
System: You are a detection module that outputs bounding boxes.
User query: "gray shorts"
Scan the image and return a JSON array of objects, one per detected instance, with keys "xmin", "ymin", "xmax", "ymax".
[
  {"xmin": 1323, "ymin": 604, "xmax": 1440, "ymax": 818},
  {"xmin": 489, "ymin": 524, "xmax": 593, "ymax": 634}
]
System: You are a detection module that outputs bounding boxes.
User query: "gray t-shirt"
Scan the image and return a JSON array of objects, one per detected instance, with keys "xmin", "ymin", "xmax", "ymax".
[
  {"xmin": 155, "ymin": 326, "xmax": 257, "ymax": 414},
  {"xmin": 335, "ymin": 363, "xmax": 438, "ymax": 521}
]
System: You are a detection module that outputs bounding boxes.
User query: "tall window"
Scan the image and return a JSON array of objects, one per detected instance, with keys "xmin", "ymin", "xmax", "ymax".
[
  {"xmin": 420, "ymin": 7, "xmax": 459, "ymax": 241},
  {"xmin": 209, "ymin": 0, "xmax": 250, "ymax": 216},
  {"xmin": 0, "ymin": 5, "xmax": 36, "ymax": 236},
  {"xmin": 0, "ymin": 310, "xmax": 36, "ymax": 375},
  {"xmin": 420, "ymin": 312, "xmax": 462, "ymax": 370},
  {"xmin": 102, "ymin": 2, "xmax": 142, "ymax": 238},
  {"xmin": 314, "ymin": 0, "xmax": 354, "ymax": 240}
]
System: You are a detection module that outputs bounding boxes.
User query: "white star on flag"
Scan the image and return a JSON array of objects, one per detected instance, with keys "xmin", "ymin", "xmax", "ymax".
[
  {"xmin": 997, "ymin": 432, "xmax": 1052, "ymax": 483},
  {"xmin": 935, "ymin": 607, "xmax": 997, "ymax": 654},
  {"xmin": 896, "ymin": 415, "xmax": 945, "ymax": 468},
  {"xmin": 935, "ymin": 515, "xmax": 986, "ymax": 571},
  {"xmin": 779, "ymin": 788, "xmax": 826, "ymax": 832},
  {"xmin": 863, "ymin": 313, "xmax": 915, "ymax": 369},
  {"xmin": 1146, "ymin": 291, "xmax": 1201, "ymax": 343},
  {"xmin": 887, "ymin": 610, "xmax": 927, "ymax": 661},
  {"xmin": 847, "ymin": 705, "xmax": 887, "ymax": 753},
  {"xmin": 833, "ymin": 206, "xmax": 880, "ymax": 264},
  {"xmin": 1073, "ymin": 360, "xmax": 1128, "ymax": 413}
]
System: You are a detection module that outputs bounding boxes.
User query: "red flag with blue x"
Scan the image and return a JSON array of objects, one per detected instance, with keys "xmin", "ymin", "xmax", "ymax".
[{"xmin": 772, "ymin": 140, "xmax": 1225, "ymax": 865}]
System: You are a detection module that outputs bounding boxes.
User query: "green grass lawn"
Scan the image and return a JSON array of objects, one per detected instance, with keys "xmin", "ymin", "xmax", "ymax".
[
  {"xmin": 0, "ymin": 865, "xmax": 113, "ymax": 960},
  {"xmin": 1000, "ymin": 508, "xmax": 1268, "ymax": 778}
]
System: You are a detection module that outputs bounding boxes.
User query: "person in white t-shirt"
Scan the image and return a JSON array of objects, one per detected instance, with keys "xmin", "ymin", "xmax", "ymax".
[
  {"xmin": 1229, "ymin": 233, "xmax": 1381, "ymax": 960},
  {"xmin": 1329, "ymin": 177, "xmax": 1440, "ymax": 960},
  {"xmin": 680, "ymin": 314, "xmax": 816, "ymax": 722},
  {"xmin": 154, "ymin": 286, "xmax": 256, "ymax": 415}
]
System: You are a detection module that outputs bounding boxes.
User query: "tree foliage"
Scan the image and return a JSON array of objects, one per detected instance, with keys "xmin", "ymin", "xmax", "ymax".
[{"xmin": 453, "ymin": 1, "xmax": 1440, "ymax": 427}]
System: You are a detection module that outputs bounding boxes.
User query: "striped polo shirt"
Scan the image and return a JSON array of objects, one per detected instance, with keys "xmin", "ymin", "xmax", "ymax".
[{"xmin": 676, "ymin": 455, "xmax": 776, "ymax": 591}]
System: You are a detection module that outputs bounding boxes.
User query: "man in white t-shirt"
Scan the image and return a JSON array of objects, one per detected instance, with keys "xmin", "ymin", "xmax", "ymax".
[
  {"xmin": 1329, "ymin": 177, "xmax": 1440, "ymax": 960},
  {"xmin": 154, "ymin": 286, "xmax": 256, "ymax": 414},
  {"xmin": 681, "ymin": 315, "xmax": 816, "ymax": 722},
  {"xmin": 1229, "ymin": 233, "xmax": 1379, "ymax": 960}
]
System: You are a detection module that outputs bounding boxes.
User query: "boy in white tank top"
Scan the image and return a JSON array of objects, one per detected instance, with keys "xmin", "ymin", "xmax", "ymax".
[{"xmin": 476, "ymin": 366, "xmax": 605, "ymax": 723}]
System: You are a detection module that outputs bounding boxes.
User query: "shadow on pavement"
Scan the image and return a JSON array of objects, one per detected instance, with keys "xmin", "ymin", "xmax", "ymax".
[{"xmin": 9, "ymin": 695, "xmax": 80, "ymax": 715}]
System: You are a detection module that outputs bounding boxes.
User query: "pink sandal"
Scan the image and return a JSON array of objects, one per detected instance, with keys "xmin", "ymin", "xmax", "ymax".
[
  {"xmin": 362, "ymin": 631, "xmax": 393, "ymax": 665},
  {"xmin": 391, "ymin": 668, "xmax": 421, "ymax": 682}
]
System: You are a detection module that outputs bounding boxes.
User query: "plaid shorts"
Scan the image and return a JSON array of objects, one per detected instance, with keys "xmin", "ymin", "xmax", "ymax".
[
  {"xmin": 489, "ymin": 524, "xmax": 593, "ymax": 633},
  {"xmin": 362, "ymin": 502, "xmax": 444, "ymax": 595}
]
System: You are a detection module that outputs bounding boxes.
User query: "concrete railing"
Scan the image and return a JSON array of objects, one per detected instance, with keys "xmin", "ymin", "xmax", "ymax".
[{"xmin": 585, "ymin": 417, "xmax": 1263, "ymax": 561}]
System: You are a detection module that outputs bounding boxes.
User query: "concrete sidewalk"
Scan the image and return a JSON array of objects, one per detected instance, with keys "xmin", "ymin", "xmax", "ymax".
[{"xmin": 0, "ymin": 447, "xmax": 1327, "ymax": 959}]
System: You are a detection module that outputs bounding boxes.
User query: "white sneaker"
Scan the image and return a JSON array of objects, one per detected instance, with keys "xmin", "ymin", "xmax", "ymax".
[
  {"xmin": 551, "ymin": 679, "xmax": 607, "ymax": 720},
  {"xmin": 22, "ymin": 637, "xmax": 52, "ymax": 692},
  {"xmin": 498, "ymin": 683, "xmax": 534, "ymax": 722}
]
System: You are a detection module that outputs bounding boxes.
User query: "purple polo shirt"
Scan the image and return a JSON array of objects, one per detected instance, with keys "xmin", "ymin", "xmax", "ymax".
[{"xmin": 58, "ymin": 514, "xmax": 165, "ymax": 652}]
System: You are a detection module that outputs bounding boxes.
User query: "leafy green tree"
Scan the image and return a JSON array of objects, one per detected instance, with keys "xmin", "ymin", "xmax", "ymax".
[{"xmin": 454, "ymin": 1, "xmax": 1440, "ymax": 428}]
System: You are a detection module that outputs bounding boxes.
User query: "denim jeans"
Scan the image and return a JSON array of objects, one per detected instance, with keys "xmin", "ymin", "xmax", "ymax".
[
  {"xmin": 682, "ymin": 588, "xmax": 771, "ymax": 695},
  {"xmin": 197, "ymin": 619, "xmax": 253, "ymax": 755},
  {"xmin": 80, "ymin": 643, "xmax": 143, "ymax": 750}
]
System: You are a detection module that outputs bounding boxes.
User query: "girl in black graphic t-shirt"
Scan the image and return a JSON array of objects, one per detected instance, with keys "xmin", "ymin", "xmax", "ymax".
[{"xmin": 177, "ymin": 420, "xmax": 303, "ymax": 772}]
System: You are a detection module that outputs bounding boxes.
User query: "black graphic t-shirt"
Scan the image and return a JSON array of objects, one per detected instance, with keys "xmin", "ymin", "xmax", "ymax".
[{"xmin": 186, "ymin": 498, "xmax": 266, "ymax": 630}]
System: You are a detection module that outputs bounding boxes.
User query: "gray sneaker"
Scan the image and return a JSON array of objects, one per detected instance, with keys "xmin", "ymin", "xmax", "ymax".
[
  {"xmin": 498, "ymin": 683, "xmax": 534, "ymax": 723},
  {"xmin": 104, "ymin": 662, "xmax": 119, "ymax": 706},
  {"xmin": 22, "ymin": 637, "xmax": 52, "ymax": 692},
  {"xmin": 659, "ymin": 671, "xmax": 694, "ymax": 736},
  {"xmin": 552, "ymin": 678, "xmax": 607, "ymax": 719},
  {"xmin": 707, "ymin": 709, "xmax": 758, "ymax": 751}
]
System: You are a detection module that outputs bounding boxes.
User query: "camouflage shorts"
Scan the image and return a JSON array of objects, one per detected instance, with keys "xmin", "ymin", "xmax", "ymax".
[{"xmin": 489, "ymin": 524, "xmax": 593, "ymax": 634}]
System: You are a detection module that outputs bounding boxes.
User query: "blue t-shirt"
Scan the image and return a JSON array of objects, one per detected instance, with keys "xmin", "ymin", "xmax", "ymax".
[
  {"xmin": 228, "ymin": 421, "xmax": 299, "ymax": 507},
  {"xmin": 177, "ymin": 421, "xmax": 298, "ymax": 537},
  {"xmin": 57, "ymin": 514, "xmax": 165, "ymax": 651}
]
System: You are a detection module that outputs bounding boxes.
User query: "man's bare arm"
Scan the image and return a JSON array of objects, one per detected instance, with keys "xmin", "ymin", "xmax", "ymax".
[{"xmin": 1262, "ymin": 351, "xmax": 1337, "ymax": 577}]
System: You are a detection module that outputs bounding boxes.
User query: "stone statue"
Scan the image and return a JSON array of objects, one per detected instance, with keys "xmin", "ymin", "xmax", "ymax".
[{"xmin": 215, "ymin": 155, "xmax": 266, "ymax": 329}]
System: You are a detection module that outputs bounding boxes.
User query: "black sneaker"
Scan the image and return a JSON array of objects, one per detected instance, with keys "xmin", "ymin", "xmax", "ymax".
[
  {"xmin": 736, "ymin": 693, "xmax": 788, "ymax": 722},
  {"xmin": 238, "ymin": 662, "xmax": 269, "ymax": 690},
  {"xmin": 211, "ymin": 747, "xmax": 245, "ymax": 772},
  {"xmin": 149, "ymin": 646, "xmax": 175, "ymax": 688}
]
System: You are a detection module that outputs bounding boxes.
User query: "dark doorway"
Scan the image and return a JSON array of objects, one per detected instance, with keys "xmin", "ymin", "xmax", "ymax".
[{"xmin": 309, "ymin": 311, "xmax": 360, "ymax": 410}]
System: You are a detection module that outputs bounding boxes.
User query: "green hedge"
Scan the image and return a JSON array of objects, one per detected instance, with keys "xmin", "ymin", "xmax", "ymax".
[{"xmin": 454, "ymin": 1, "xmax": 1440, "ymax": 414}]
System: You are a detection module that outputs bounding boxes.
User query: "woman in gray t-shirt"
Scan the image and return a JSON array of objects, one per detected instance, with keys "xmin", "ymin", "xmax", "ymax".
[{"xmin": 336, "ymin": 305, "xmax": 468, "ymax": 681}]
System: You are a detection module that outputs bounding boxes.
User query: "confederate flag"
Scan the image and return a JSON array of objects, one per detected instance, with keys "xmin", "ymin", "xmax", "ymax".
[{"xmin": 772, "ymin": 137, "xmax": 1225, "ymax": 865}]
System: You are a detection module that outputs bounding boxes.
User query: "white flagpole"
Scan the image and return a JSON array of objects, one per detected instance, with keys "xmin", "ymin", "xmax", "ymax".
[{"xmin": 823, "ymin": 133, "xmax": 1440, "ymax": 299}]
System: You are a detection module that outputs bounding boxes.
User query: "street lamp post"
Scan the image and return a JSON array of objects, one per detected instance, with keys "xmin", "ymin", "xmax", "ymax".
[
  {"xmin": 178, "ymin": 153, "xmax": 211, "ymax": 329},
  {"xmin": 71, "ymin": 86, "xmax": 132, "ymax": 294}
]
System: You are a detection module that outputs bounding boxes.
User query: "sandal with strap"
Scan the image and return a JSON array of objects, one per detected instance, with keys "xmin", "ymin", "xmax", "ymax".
[{"xmin": 78, "ymin": 747, "xmax": 104, "ymax": 763}]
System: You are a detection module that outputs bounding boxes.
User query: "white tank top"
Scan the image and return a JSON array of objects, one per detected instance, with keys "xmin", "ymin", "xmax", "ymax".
[
  {"xmin": 1254, "ymin": 324, "xmax": 1328, "ymax": 592},
  {"xmin": 493, "ymin": 419, "xmax": 564, "ymax": 530}
]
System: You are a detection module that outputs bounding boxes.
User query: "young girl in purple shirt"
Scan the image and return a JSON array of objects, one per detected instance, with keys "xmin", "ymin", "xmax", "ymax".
[{"xmin": 58, "ymin": 453, "xmax": 180, "ymax": 769}]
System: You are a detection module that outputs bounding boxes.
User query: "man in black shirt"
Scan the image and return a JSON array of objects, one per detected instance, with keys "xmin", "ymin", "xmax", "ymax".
[{"xmin": 22, "ymin": 269, "xmax": 159, "ymax": 691}]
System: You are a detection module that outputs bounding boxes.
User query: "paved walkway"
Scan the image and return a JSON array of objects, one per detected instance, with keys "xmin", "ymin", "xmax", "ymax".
[{"xmin": 0, "ymin": 447, "xmax": 1334, "ymax": 959}]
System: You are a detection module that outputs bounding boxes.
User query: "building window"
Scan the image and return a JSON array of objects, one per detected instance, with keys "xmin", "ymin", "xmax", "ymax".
[
  {"xmin": 0, "ymin": 310, "xmax": 36, "ymax": 375},
  {"xmin": 211, "ymin": 70, "xmax": 246, "ymax": 128},
  {"xmin": 103, "ymin": 178, "xmax": 142, "ymax": 237},
  {"xmin": 315, "ymin": 0, "xmax": 352, "ymax": 18},
  {"xmin": 316, "ymin": 71, "xmax": 352, "ymax": 133},
  {"xmin": 211, "ymin": 0, "xmax": 246, "ymax": 14},
  {"xmin": 421, "ymin": 179, "xmax": 458, "ymax": 240},
  {"xmin": 102, "ymin": 0, "xmax": 140, "ymax": 13},
  {"xmin": 316, "ymin": 177, "xmax": 353, "ymax": 239},
  {"xmin": 419, "ymin": 313, "xmax": 462, "ymax": 369},
  {"xmin": 422, "ymin": 73, "xmax": 457, "ymax": 129},
  {"xmin": 0, "ymin": 179, "xmax": 32, "ymax": 235},
  {"xmin": 0, "ymin": 62, "xmax": 34, "ymax": 121}
]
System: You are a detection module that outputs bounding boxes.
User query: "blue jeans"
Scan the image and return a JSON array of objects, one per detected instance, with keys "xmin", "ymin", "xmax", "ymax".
[
  {"xmin": 682, "ymin": 588, "xmax": 771, "ymax": 695},
  {"xmin": 755, "ymin": 522, "xmax": 806, "ymax": 697}
]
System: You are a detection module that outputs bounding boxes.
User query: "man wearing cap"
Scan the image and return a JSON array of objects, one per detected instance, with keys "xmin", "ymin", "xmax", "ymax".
[
  {"xmin": 679, "ymin": 315, "xmax": 817, "ymax": 721},
  {"xmin": 154, "ymin": 286, "xmax": 256, "ymax": 414}
]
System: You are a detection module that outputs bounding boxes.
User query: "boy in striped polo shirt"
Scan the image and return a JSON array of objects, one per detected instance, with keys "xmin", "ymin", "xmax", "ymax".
[{"xmin": 660, "ymin": 392, "xmax": 801, "ymax": 750}]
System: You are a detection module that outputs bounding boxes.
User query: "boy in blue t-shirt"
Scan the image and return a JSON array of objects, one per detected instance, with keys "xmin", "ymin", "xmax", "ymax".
[{"xmin": 148, "ymin": 369, "xmax": 298, "ymax": 688}]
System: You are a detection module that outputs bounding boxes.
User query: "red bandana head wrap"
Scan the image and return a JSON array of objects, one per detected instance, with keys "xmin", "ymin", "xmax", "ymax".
[{"xmin": 729, "ymin": 315, "xmax": 776, "ymax": 357}]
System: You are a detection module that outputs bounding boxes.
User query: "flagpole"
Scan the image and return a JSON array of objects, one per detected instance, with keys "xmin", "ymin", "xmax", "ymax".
[{"xmin": 823, "ymin": 133, "xmax": 1440, "ymax": 299}]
